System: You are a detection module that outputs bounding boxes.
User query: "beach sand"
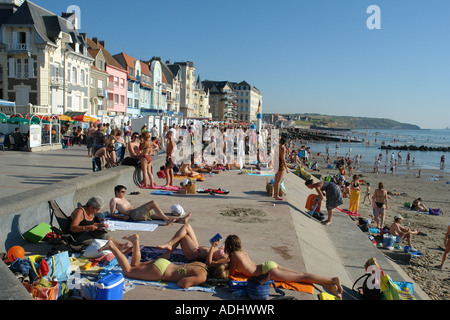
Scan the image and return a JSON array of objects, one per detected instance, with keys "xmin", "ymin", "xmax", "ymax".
[{"xmin": 310, "ymin": 154, "xmax": 450, "ymax": 300}]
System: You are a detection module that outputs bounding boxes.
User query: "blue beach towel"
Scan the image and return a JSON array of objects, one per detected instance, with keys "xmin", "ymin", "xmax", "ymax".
[{"xmin": 151, "ymin": 190, "xmax": 175, "ymax": 195}]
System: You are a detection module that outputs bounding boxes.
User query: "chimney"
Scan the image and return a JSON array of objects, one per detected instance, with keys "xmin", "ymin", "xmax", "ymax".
[
  {"xmin": 92, "ymin": 37, "xmax": 98, "ymax": 44},
  {"xmin": 99, "ymin": 40, "xmax": 105, "ymax": 48}
]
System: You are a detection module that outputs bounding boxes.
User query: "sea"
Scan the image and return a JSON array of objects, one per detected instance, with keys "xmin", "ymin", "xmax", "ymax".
[{"xmin": 301, "ymin": 129, "xmax": 450, "ymax": 175}]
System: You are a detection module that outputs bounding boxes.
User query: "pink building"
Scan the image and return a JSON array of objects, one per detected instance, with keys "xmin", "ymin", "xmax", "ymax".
[{"xmin": 87, "ymin": 38, "xmax": 127, "ymax": 115}]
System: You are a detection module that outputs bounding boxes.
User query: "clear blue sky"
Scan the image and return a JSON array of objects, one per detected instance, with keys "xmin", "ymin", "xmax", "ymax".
[{"xmin": 32, "ymin": 0, "xmax": 450, "ymax": 129}]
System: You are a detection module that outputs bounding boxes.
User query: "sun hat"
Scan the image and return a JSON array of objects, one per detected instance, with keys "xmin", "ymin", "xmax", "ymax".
[
  {"xmin": 394, "ymin": 215, "xmax": 403, "ymax": 220},
  {"xmin": 171, "ymin": 204, "xmax": 185, "ymax": 217}
]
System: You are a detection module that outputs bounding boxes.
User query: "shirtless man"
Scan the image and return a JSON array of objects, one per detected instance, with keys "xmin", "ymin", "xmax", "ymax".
[
  {"xmin": 389, "ymin": 215, "xmax": 419, "ymax": 251},
  {"xmin": 372, "ymin": 182, "xmax": 388, "ymax": 230},
  {"xmin": 109, "ymin": 185, "xmax": 191, "ymax": 225},
  {"xmin": 87, "ymin": 122, "xmax": 96, "ymax": 157},
  {"xmin": 127, "ymin": 132, "xmax": 140, "ymax": 159},
  {"xmin": 164, "ymin": 130, "xmax": 176, "ymax": 187}
]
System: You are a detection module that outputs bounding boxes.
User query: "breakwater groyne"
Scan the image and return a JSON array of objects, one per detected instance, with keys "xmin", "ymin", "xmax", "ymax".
[{"xmin": 381, "ymin": 145, "xmax": 450, "ymax": 152}]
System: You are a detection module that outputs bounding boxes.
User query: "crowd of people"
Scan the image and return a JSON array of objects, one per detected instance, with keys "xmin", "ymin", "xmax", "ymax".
[{"xmin": 64, "ymin": 124, "xmax": 450, "ymax": 296}]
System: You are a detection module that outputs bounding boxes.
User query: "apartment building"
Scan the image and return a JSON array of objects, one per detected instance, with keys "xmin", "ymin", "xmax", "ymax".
[
  {"xmin": 161, "ymin": 60, "xmax": 180, "ymax": 113},
  {"xmin": 201, "ymin": 80, "xmax": 236, "ymax": 122},
  {"xmin": 86, "ymin": 37, "xmax": 127, "ymax": 117},
  {"xmin": 0, "ymin": 0, "xmax": 93, "ymax": 115},
  {"xmin": 232, "ymin": 80, "xmax": 262, "ymax": 123}
]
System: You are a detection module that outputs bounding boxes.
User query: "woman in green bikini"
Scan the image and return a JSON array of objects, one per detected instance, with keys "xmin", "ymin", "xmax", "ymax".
[
  {"xmin": 224, "ymin": 235, "xmax": 343, "ymax": 299},
  {"xmin": 99, "ymin": 234, "xmax": 225, "ymax": 289}
]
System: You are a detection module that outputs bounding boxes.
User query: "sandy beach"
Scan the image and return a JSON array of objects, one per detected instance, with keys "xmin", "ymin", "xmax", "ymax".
[{"xmin": 308, "ymin": 151, "xmax": 450, "ymax": 300}]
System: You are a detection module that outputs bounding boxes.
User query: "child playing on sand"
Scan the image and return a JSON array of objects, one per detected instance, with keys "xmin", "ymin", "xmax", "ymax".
[
  {"xmin": 224, "ymin": 234, "xmax": 343, "ymax": 299},
  {"xmin": 362, "ymin": 182, "xmax": 372, "ymax": 205}
]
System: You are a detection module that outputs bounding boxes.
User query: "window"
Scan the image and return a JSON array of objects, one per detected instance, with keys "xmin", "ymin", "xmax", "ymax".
[
  {"xmin": 114, "ymin": 94, "xmax": 119, "ymax": 103},
  {"xmin": 129, "ymin": 67, "xmax": 134, "ymax": 77},
  {"xmin": 80, "ymin": 69, "xmax": 85, "ymax": 85},
  {"xmin": 90, "ymin": 77, "xmax": 94, "ymax": 87},
  {"xmin": 18, "ymin": 32, "xmax": 26, "ymax": 44},
  {"xmin": 114, "ymin": 76, "xmax": 119, "ymax": 87},
  {"xmin": 120, "ymin": 79, "xmax": 125, "ymax": 88},
  {"xmin": 98, "ymin": 79, "xmax": 103, "ymax": 89},
  {"xmin": 120, "ymin": 95, "xmax": 124, "ymax": 105},
  {"xmin": 24, "ymin": 59, "xmax": 29, "ymax": 77},
  {"xmin": 72, "ymin": 67, "xmax": 77, "ymax": 84}
]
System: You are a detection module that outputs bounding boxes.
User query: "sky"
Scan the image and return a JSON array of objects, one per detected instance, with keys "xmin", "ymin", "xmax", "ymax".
[{"xmin": 30, "ymin": 0, "xmax": 450, "ymax": 129}]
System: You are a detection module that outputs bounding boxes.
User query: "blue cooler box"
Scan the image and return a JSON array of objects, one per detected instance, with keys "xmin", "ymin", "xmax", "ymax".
[{"xmin": 95, "ymin": 273, "xmax": 124, "ymax": 300}]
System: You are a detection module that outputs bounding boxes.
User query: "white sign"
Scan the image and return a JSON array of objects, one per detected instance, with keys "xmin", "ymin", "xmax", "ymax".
[{"xmin": 29, "ymin": 124, "xmax": 41, "ymax": 148}]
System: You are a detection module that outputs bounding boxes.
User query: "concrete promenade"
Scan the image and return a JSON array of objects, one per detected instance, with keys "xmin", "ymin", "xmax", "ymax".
[{"xmin": 0, "ymin": 146, "xmax": 430, "ymax": 300}]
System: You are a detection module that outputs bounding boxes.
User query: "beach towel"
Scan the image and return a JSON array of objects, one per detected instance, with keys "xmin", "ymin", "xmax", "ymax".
[
  {"xmin": 349, "ymin": 189, "xmax": 360, "ymax": 213},
  {"xmin": 305, "ymin": 194, "xmax": 321, "ymax": 212},
  {"xmin": 247, "ymin": 173, "xmax": 275, "ymax": 177},
  {"xmin": 229, "ymin": 273, "xmax": 314, "ymax": 295},
  {"xmin": 151, "ymin": 190, "xmax": 175, "ymax": 195},
  {"xmin": 104, "ymin": 219, "xmax": 164, "ymax": 232},
  {"xmin": 174, "ymin": 174, "xmax": 204, "ymax": 179},
  {"xmin": 139, "ymin": 184, "xmax": 181, "ymax": 191},
  {"xmin": 336, "ymin": 207, "xmax": 361, "ymax": 217},
  {"xmin": 97, "ymin": 247, "xmax": 216, "ymax": 293}
]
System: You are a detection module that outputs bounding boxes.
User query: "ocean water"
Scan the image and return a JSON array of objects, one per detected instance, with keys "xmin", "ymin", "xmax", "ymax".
[{"xmin": 301, "ymin": 129, "xmax": 450, "ymax": 174}]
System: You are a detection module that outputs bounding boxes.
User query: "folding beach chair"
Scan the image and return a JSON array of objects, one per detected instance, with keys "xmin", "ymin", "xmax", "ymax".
[{"xmin": 48, "ymin": 200, "xmax": 84, "ymax": 252}]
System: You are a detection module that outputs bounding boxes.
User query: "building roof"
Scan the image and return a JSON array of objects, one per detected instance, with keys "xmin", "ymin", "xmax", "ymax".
[
  {"xmin": 3, "ymin": 0, "xmax": 88, "ymax": 54},
  {"xmin": 86, "ymin": 37, "xmax": 126, "ymax": 72}
]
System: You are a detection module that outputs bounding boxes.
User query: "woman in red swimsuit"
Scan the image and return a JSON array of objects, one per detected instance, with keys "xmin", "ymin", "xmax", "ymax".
[{"xmin": 139, "ymin": 132, "xmax": 158, "ymax": 188}]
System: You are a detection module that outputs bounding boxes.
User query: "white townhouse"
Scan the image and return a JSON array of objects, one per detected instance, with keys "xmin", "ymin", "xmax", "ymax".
[{"xmin": 0, "ymin": 0, "xmax": 93, "ymax": 116}]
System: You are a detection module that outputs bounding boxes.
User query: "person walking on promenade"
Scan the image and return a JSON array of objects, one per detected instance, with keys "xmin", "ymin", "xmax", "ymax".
[
  {"xmin": 86, "ymin": 122, "xmax": 96, "ymax": 157},
  {"xmin": 349, "ymin": 174, "xmax": 361, "ymax": 213},
  {"xmin": 305, "ymin": 179, "xmax": 344, "ymax": 226},
  {"xmin": 92, "ymin": 123, "xmax": 106, "ymax": 155},
  {"xmin": 273, "ymin": 137, "xmax": 289, "ymax": 201},
  {"xmin": 224, "ymin": 235, "xmax": 343, "ymax": 299},
  {"xmin": 372, "ymin": 182, "xmax": 388, "ymax": 230}
]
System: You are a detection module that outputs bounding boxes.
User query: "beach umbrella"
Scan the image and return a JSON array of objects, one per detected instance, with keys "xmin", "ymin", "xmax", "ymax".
[
  {"xmin": 7, "ymin": 117, "xmax": 30, "ymax": 124},
  {"xmin": 0, "ymin": 113, "xmax": 7, "ymax": 123},
  {"xmin": 59, "ymin": 115, "xmax": 72, "ymax": 121},
  {"xmin": 71, "ymin": 115, "xmax": 98, "ymax": 123}
]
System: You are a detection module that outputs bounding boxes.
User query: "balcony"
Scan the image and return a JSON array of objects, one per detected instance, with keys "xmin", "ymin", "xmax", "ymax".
[{"xmin": 8, "ymin": 43, "xmax": 31, "ymax": 54}]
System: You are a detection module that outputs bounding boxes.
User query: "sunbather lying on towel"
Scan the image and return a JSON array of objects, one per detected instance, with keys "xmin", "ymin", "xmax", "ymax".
[
  {"xmin": 99, "ymin": 234, "xmax": 225, "ymax": 289},
  {"xmin": 411, "ymin": 198, "xmax": 427, "ymax": 212},
  {"xmin": 157, "ymin": 224, "xmax": 229, "ymax": 265},
  {"xmin": 222, "ymin": 234, "xmax": 343, "ymax": 299}
]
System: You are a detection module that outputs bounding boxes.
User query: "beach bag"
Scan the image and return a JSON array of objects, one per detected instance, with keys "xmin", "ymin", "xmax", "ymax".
[
  {"xmin": 380, "ymin": 275, "xmax": 416, "ymax": 300},
  {"xmin": 246, "ymin": 279, "xmax": 285, "ymax": 300},
  {"xmin": 428, "ymin": 208, "xmax": 440, "ymax": 216},
  {"xmin": 352, "ymin": 257, "xmax": 385, "ymax": 300},
  {"xmin": 29, "ymin": 251, "xmax": 71, "ymax": 282},
  {"xmin": 352, "ymin": 273, "xmax": 382, "ymax": 300},
  {"xmin": 23, "ymin": 277, "xmax": 59, "ymax": 300},
  {"xmin": 157, "ymin": 170, "xmax": 166, "ymax": 179}
]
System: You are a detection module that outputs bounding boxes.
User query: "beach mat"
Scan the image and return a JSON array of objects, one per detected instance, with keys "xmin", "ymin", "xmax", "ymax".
[
  {"xmin": 336, "ymin": 207, "xmax": 361, "ymax": 217},
  {"xmin": 97, "ymin": 246, "xmax": 215, "ymax": 293},
  {"xmin": 229, "ymin": 273, "xmax": 314, "ymax": 295},
  {"xmin": 104, "ymin": 219, "xmax": 164, "ymax": 232},
  {"xmin": 139, "ymin": 184, "xmax": 181, "ymax": 191},
  {"xmin": 151, "ymin": 190, "xmax": 175, "ymax": 195},
  {"xmin": 174, "ymin": 174, "xmax": 204, "ymax": 179}
]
